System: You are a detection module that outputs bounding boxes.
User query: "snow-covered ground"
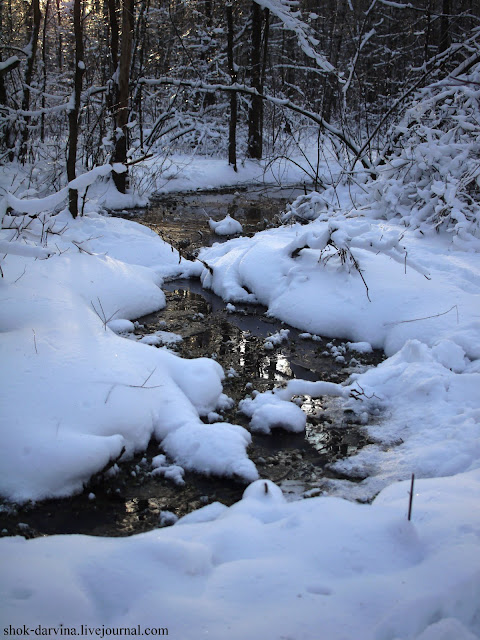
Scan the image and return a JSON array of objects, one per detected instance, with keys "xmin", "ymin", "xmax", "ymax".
[
  {"xmin": 1, "ymin": 152, "xmax": 480, "ymax": 639},
  {"xmin": 2, "ymin": 473, "xmax": 480, "ymax": 640}
]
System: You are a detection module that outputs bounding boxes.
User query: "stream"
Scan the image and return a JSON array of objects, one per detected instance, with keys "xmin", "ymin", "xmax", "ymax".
[{"xmin": 0, "ymin": 186, "xmax": 383, "ymax": 539}]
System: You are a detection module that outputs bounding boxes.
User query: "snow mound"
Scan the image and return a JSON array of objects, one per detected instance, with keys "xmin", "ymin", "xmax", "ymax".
[
  {"xmin": 329, "ymin": 338, "xmax": 480, "ymax": 500},
  {"xmin": 208, "ymin": 214, "xmax": 243, "ymax": 236},
  {"xmin": 239, "ymin": 392, "xmax": 306, "ymax": 434},
  {"xmin": 0, "ymin": 206, "xmax": 257, "ymax": 502},
  {"xmin": 1, "ymin": 471, "xmax": 480, "ymax": 640},
  {"xmin": 264, "ymin": 328, "xmax": 290, "ymax": 350},
  {"xmin": 199, "ymin": 217, "xmax": 480, "ymax": 357},
  {"xmin": 162, "ymin": 422, "xmax": 258, "ymax": 482}
]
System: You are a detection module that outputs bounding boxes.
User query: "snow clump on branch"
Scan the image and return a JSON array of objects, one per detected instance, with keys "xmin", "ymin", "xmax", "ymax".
[
  {"xmin": 370, "ymin": 62, "xmax": 480, "ymax": 250},
  {"xmin": 284, "ymin": 63, "xmax": 480, "ymax": 251}
]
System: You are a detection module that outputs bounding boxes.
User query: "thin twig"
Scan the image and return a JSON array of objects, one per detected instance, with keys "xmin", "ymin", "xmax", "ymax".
[
  {"xmin": 32, "ymin": 329, "xmax": 38, "ymax": 354},
  {"xmin": 349, "ymin": 382, "xmax": 381, "ymax": 401},
  {"xmin": 91, "ymin": 297, "xmax": 120, "ymax": 330},
  {"xmin": 72, "ymin": 240, "xmax": 94, "ymax": 255},
  {"xmin": 408, "ymin": 473, "xmax": 415, "ymax": 521},
  {"xmin": 104, "ymin": 368, "xmax": 162, "ymax": 404},
  {"xmin": 14, "ymin": 266, "xmax": 27, "ymax": 283},
  {"xmin": 385, "ymin": 305, "xmax": 459, "ymax": 326}
]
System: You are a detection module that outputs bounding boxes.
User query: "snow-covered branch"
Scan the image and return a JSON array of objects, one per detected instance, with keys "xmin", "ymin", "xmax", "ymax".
[
  {"xmin": 140, "ymin": 76, "xmax": 373, "ymax": 171},
  {"xmin": 0, "ymin": 239, "xmax": 54, "ymax": 259},
  {"xmin": 253, "ymin": 0, "xmax": 338, "ymax": 77}
]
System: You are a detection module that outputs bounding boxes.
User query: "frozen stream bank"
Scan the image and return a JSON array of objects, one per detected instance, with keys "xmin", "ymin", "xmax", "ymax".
[{"xmin": 0, "ymin": 187, "xmax": 383, "ymax": 539}]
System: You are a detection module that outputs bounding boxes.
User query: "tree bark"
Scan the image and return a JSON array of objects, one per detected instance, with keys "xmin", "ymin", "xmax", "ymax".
[
  {"xmin": 40, "ymin": 0, "xmax": 50, "ymax": 142},
  {"xmin": 67, "ymin": 0, "xmax": 85, "ymax": 218},
  {"xmin": 226, "ymin": 3, "xmax": 237, "ymax": 171},
  {"xmin": 247, "ymin": 1, "xmax": 263, "ymax": 159},
  {"xmin": 112, "ymin": 0, "xmax": 134, "ymax": 193},
  {"xmin": 439, "ymin": 0, "xmax": 451, "ymax": 53},
  {"xmin": 19, "ymin": 0, "xmax": 41, "ymax": 162}
]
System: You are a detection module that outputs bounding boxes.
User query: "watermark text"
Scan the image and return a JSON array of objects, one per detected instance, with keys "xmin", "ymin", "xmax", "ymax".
[{"xmin": 4, "ymin": 625, "xmax": 168, "ymax": 638}]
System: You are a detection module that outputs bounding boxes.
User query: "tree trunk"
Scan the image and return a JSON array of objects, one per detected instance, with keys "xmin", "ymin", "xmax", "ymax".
[
  {"xmin": 260, "ymin": 8, "xmax": 269, "ymax": 140},
  {"xmin": 247, "ymin": 1, "xmax": 263, "ymax": 159},
  {"xmin": 439, "ymin": 0, "xmax": 450, "ymax": 53},
  {"xmin": 112, "ymin": 0, "xmax": 134, "ymax": 193},
  {"xmin": 226, "ymin": 3, "xmax": 237, "ymax": 171},
  {"xmin": 322, "ymin": 0, "xmax": 346, "ymax": 123},
  {"xmin": 40, "ymin": 0, "xmax": 50, "ymax": 142},
  {"xmin": 131, "ymin": 0, "xmax": 149, "ymax": 151},
  {"xmin": 55, "ymin": 0, "xmax": 63, "ymax": 70},
  {"xmin": 0, "ymin": 56, "xmax": 20, "ymax": 156},
  {"xmin": 19, "ymin": 0, "xmax": 41, "ymax": 162},
  {"xmin": 67, "ymin": 0, "xmax": 85, "ymax": 218}
]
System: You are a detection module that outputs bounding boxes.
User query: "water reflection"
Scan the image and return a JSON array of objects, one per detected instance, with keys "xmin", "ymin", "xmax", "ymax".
[
  {"xmin": 153, "ymin": 281, "xmax": 377, "ymax": 467},
  {"xmin": 121, "ymin": 185, "xmax": 307, "ymax": 253}
]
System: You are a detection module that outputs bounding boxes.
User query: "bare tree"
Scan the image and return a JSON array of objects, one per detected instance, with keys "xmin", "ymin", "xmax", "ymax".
[
  {"xmin": 19, "ymin": 0, "xmax": 41, "ymax": 162},
  {"xmin": 110, "ymin": 0, "xmax": 134, "ymax": 193},
  {"xmin": 226, "ymin": 3, "xmax": 238, "ymax": 171},
  {"xmin": 67, "ymin": 0, "xmax": 85, "ymax": 218},
  {"xmin": 247, "ymin": 1, "xmax": 264, "ymax": 159}
]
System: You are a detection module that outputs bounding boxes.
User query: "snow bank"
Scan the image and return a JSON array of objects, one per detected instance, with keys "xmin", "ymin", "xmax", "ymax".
[
  {"xmin": 329, "ymin": 338, "xmax": 480, "ymax": 499},
  {"xmin": 199, "ymin": 217, "xmax": 479, "ymax": 357},
  {"xmin": 1, "ymin": 473, "xmax": 479, "ymax": 639},
  {"xmin": 199, "ymin": 213, "xmax": 480, "ymax": 497},
  {"xmin": 0, "ymin": 207, "xmax": 256, "ymax": 502}
]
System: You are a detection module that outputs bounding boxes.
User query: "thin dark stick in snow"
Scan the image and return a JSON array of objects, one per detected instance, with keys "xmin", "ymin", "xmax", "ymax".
[
  {"xmin": 408, "ymin": 473, "xmax": 415, "ymax": 521},
  {"xmin": 54, "ymin": 243, "xmax": 70, "ymax": 256},
  {"xmin": 32, "ymin": 329, "xmax": 38, "ymax": 354},
  {"xmin": 140, "ymin": 368, "xmax": 156, "ymax": 388},
  {"xmin": 104, "ymin": 368, "xmax": 162, "ymax": 404},
  {"xmin": 72, "ymin": 240, "xmax": 94, "ymax": 255},
  {"xmin": 385, "ymin": 305, "xmax": 459, "ymax": 326},
  {"xmin": 349, "ymin": 382, "xmax": 381, "ymax": 401},
  {"xmin": 14, "ymin": 266, "xmax": 27, "ymax": 283},
  {"xmin": 91, "ymin": 298, "xmax": 120, "ymax": 331}
]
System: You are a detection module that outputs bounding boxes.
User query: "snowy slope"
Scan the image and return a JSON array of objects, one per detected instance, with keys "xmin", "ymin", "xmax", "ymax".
[
  {"xmin": 0, "ymin": 208, "xmax": 256, "ymax": 502},
  {"xmin": 1, "ymin": 474, "xmax": 480, "ymax": 639}
]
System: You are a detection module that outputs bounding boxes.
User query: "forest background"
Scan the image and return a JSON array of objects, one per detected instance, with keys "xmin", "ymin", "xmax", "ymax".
[{"xmin": 1, "ymin": 0, "xmax": 479, "ymax": 209}]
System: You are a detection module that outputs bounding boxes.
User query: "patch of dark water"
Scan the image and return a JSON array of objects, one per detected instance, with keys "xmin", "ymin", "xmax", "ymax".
[{"xmin": 117, "ymin": 184, "xmax": 306, "ymax": 254}]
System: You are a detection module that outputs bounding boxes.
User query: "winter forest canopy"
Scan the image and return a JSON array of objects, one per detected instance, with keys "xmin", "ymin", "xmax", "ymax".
[{"xmin": 1, "ymin": 0, "xmax": 480, "ymax": 205}]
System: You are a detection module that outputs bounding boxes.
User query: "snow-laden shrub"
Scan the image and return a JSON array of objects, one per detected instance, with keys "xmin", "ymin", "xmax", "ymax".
[
  {"xmin": 284, "ymin": 63, "xmax": 480, "ymax": 251},
  {"xmin": 281, "ymin": 186, "xmax": 340, "ymax": 223},
  {"xmin": 284, "ymin": 216, "xmax": 430, "ymax": 301},
  {"xmin": 371, "ymin": 62, "xmax": 480, "ymax": 249}
]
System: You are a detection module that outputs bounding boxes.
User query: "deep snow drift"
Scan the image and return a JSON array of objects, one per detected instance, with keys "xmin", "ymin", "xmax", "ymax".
[
  {"xmin": 0, "ymin": 203, "xmax": 258, "ymax": 502},
  {"xmin": 2, "ymin": 473, "xmax": 480, "ymax": 640}
]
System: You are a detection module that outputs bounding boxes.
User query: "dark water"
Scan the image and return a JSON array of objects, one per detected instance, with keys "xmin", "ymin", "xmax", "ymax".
[
  {"xmin": 0, "ymin": 188, "xmax": 383, "ymax": 539},
  {"xmin": 119, "ymin": 184, "xmax": 306, "ymax": 255}
]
